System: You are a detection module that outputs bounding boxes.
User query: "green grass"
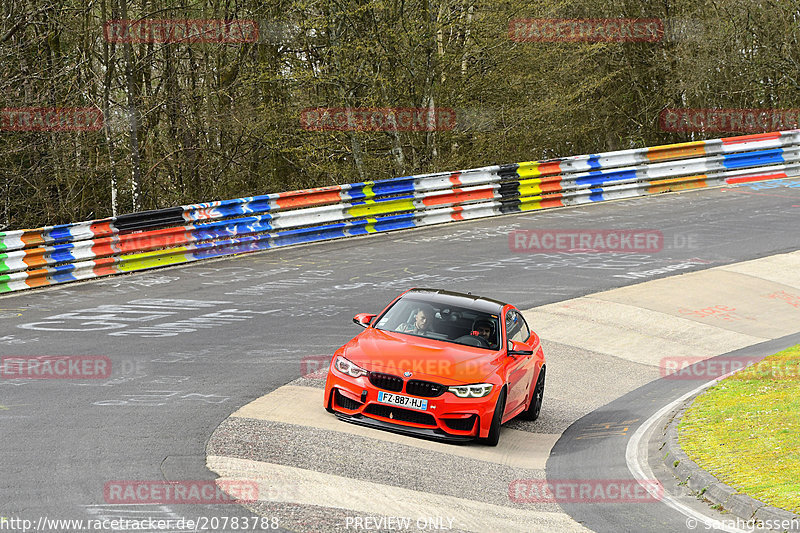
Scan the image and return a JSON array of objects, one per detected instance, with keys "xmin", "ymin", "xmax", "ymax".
[{"xmin": 679, "ymin": 344, "xmax": 800, "ymax": 512}]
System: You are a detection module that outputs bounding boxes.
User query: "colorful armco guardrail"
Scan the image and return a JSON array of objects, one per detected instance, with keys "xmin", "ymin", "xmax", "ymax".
[{"xmin": 2, "ymin": 130, "xmax": 800, "ymax": 293}]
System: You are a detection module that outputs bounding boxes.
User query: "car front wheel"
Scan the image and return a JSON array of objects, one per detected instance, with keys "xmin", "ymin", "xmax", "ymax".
[{"xmin": 479, "ymin": 388, "xmax": 506, "ymax": 446}]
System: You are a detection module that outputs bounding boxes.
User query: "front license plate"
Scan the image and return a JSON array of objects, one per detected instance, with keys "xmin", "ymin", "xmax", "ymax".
[{"xmin": 377, "ymin": 391, "xmax": 428, "ymax": 411}]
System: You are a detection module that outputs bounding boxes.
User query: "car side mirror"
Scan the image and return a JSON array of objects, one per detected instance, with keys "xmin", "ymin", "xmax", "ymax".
[
  {"xmin": 507, "ymin": 340, "xmax": 533, "ymax": 357},
  {"xmin": 353, "ymin": 313, "xmax": 376, "ymax": 328}
]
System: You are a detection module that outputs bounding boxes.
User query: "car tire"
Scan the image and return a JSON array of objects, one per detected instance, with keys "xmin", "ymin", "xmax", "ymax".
[
  {"xmin": 520, "ymin": 366, "xmax": 545, "ymax": 421},
  {"xmin": 479, "ymin": 388, "xmax": 506, "ymax": 447}
]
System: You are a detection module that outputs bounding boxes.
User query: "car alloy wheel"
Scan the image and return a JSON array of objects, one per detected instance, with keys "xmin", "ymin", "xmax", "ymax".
[{"xmin": 521, "ymin": 366, "xmax": 545, "ymax": 421}]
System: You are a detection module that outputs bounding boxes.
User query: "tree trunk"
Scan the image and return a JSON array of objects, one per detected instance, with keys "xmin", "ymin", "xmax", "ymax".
[{"xmin": 116, "ymin": 0, "xmax": 143, "ymax": 212}]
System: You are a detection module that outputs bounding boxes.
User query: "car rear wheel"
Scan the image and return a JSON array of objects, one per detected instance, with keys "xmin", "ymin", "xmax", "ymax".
[
  {"xmin": 479, "ymin": 388, "xmax": 506, "ymax": 446},
  {"xmin": 520, "ymin": 366, "xmax": 545, "ymax": 421}
]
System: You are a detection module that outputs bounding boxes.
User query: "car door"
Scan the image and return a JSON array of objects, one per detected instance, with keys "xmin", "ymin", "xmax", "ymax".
[
  {"xmin": 512, "ymin": 313, "xmax": 538, "ymax": 405},
  {"xmin": 503, "ymin": 309, "xmax": 534, "ymax": 414}
]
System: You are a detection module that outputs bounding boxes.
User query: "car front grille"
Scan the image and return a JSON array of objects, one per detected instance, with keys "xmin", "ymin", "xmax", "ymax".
[
  {"xmin": 368, "ymin": 372, "xmax": 404, "ymax": 392},
  {"xmin": 442, "ymin": 415, "xmax": 477, "ymax": 432},
  {"xmin": 406, "ymin": 379, "xmax": 446, "ymax": 397},
  {"xmin": 364, "ymin": 404, "xmax": 437, "ymax": 426}
]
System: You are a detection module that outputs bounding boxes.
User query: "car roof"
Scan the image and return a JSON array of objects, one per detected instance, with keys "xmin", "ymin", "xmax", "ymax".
[{"xmin": 401, "ymin": 288, "xmax": 509, "ymax": 313}]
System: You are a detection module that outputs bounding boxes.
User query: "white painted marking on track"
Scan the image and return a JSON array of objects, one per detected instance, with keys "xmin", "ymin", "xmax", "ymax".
[
  {"xmin": 626, "ymin": 367, "xmax": 754, "ymax": 533},
  {"xmin": 209, "ymin": 456, "xmax": 590, "ymax": 533}
]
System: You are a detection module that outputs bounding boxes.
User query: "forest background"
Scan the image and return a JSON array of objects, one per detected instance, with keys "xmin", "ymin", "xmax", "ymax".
[{"xmin": 2, "ymin": 0, "xmax": 798, "ymax": 229}]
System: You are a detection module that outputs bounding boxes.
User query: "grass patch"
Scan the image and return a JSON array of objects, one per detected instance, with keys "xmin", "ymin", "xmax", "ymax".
[{"xmin": 679, "ymin": 344, "xmax": 800, "ymax": 512}]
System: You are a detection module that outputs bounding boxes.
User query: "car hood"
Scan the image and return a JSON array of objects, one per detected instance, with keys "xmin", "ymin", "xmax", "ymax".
[{"xmin": 342, "ymin": 327, "xmax": 500, "ymax": 385}]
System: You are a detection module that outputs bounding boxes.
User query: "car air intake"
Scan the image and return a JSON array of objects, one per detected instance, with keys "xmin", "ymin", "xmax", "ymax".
[
  {"xmin": 443, "ymin": 415, "xmax": 477, "ymax": 432},
  {"xmin": 334, "ymin": 389, "xmax": 362, "ymax": 411},
  {"xmin": 406, "ymin": 379, "xmax": 446, "ymax": 397},
  {"xmin": 364, "ymin": 404, "xmax": 437, "ymax": 426},
  {"xmin": 368, "ymin": 372, "xmax": 404, "ymax": 392}
]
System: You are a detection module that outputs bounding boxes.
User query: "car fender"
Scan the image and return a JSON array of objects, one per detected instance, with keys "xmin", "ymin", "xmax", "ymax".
[{"xmin": 478, "ymin": 385, "xmax": 507, "ymax": 438}]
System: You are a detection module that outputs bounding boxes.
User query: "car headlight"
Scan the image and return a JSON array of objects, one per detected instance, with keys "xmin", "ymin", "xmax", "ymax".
[
  {"xmin": 334, "ymin": 356, "xmax": 369, "ymax": 378},
  {"xmin": 447, "ymin": 383, "xmax": 493, "ymax": 398}
]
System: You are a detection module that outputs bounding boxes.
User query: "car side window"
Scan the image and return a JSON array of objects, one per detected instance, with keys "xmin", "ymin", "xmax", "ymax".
[
  {"xmin": 506, "ymin": 310, "xmax": 530, "ymax": 343},
  {"xmin": 515, "ymin": 313, "xmax": 530, "ymax": 342},
  {"xmin": 506, "ymin": 310, "xmax": 520, "ymax": 341}
]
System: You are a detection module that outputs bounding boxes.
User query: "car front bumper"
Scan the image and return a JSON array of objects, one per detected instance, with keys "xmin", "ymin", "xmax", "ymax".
[
  {"xmin": 333, "ymin": 412, "xmax": 476, "ymax": 442},
  {"xmin": 324, "ymin": 372, "xmax": 499, "ymax": 441}
]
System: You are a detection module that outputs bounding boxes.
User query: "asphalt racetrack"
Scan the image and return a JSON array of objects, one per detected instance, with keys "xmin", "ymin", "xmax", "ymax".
[{"xmin": 1, "ymin": 181, "xmax": 799, "ymax": 532}]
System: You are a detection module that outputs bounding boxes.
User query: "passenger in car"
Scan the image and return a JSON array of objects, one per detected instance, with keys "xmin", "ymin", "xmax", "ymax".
[{"xmin": 396, "ymin": 306, "xmax": 433, "ymax": 335}]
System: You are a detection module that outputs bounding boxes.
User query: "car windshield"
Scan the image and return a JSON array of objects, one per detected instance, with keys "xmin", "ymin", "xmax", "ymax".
[{"xmin": 373, "ymin": 297, "xmax": 501, "ymax": 350}]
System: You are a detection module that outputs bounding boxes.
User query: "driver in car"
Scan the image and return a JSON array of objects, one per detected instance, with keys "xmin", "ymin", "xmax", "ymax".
[{"xmin": 474, "ymin": 319, "xmax": 495, "ymax": 346}]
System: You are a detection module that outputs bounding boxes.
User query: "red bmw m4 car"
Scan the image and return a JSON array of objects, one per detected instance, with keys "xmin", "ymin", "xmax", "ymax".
[{"xmin": 324, "ymin": 288, "xmax": 545, "ymax": 446}]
